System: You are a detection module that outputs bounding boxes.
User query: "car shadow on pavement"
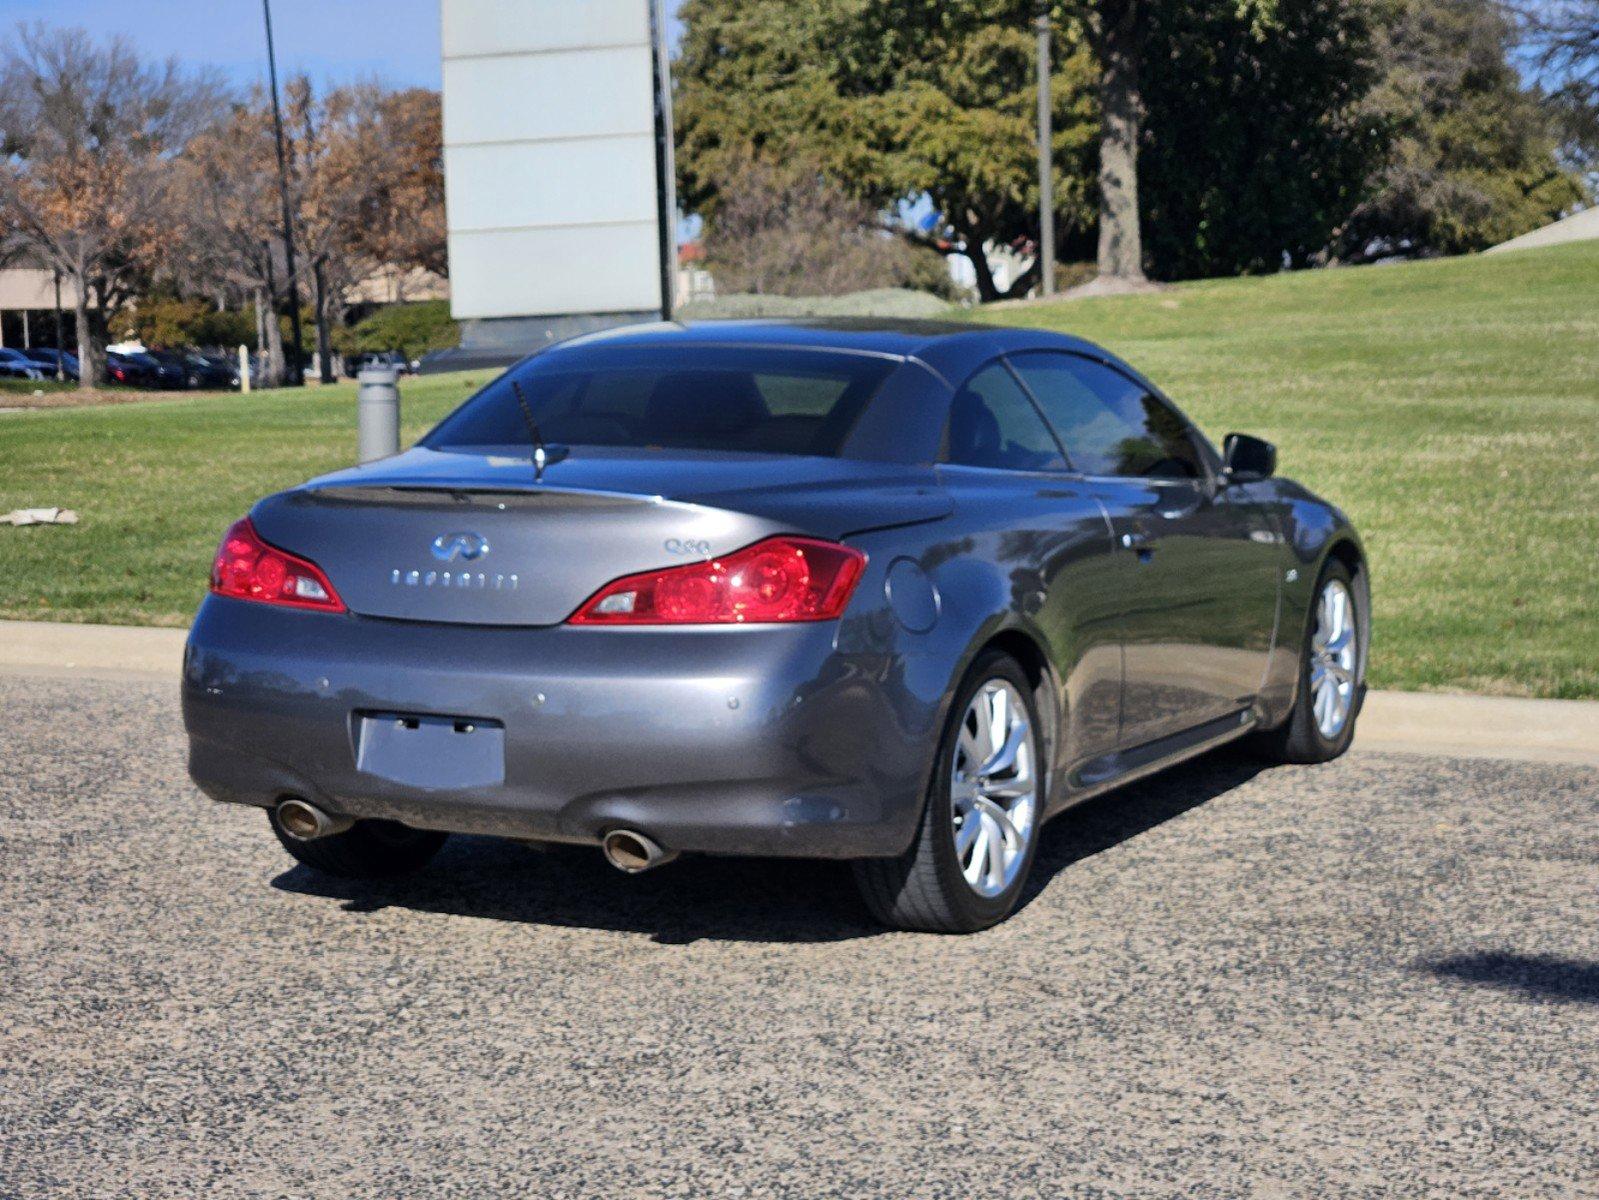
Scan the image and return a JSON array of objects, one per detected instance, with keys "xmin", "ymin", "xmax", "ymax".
[
  {"xmin": 1421, "ymin": 952, "xmax": 1599, "ymax": 1006},
  {"xmin": 1015, "ymin": 747, "xmax": 1268, "ymax": 915},
  {"xmin": 270, "ymin": 747, "xmax": 1269, "ymax": 944}
]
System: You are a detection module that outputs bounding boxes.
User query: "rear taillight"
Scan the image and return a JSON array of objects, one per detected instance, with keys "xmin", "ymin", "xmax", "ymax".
[
  {"xmin": 568, "ymin": 536, "xmax": 866, "ymax": 625},
  {"xmin": 210, "ymin": 518, "xmax": 345, "ymax": 612}
]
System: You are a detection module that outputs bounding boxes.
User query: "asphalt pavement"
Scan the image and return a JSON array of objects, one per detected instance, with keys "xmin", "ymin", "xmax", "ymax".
[{"xmin": 1, "ymin": 669, "xmax": 1595, "ymax": 1198}]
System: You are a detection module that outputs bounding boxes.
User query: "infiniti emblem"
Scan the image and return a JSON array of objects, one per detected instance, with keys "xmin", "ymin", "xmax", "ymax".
[{"xmin": 431, "ymin": 532, "xmax": 490, "ymax": 562}]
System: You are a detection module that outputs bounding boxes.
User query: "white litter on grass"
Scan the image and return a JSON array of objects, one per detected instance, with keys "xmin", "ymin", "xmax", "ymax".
[{"xmin": 1, "ymin": 507, "xmax": 79, "ymax": 526}]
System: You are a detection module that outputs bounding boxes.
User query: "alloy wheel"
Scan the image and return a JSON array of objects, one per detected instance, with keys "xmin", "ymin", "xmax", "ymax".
[
  {"xmin": 949, "ymin": 679, "xmax": 1039, "ymax": 898},
  {"xmin": 1309, "ymin": 578, "xmax": 1358, "ymax": 739}
]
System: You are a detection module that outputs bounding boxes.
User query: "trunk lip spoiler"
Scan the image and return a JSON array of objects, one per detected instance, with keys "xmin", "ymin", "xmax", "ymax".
[{"xmin": 301, "ymin": 481, "xmax": 674, "ymax": 506}]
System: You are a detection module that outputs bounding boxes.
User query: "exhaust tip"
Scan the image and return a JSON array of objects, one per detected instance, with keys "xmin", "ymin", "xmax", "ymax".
[
  {"xmin": 601, "ymin": 829, "xmax": 677, "ymax": 874},
  {"xmin": 276, "ymin": 798, "xmax": 353, "ymax": 842}
]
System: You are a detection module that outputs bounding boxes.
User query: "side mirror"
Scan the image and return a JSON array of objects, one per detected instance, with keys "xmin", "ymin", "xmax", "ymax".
[{"xmin": 1222, "ymin": 433, "xmax": 1276, "ymax": 482}]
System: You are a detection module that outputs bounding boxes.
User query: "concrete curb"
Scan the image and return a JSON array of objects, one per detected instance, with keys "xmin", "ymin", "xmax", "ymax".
[
  {"xmin": 2, "ymin": 618, "xmax": 1595, "ymax": 768},
  {"xmin": 1356, "ymin": 690, "xmax": 1599, "ymax": 768},
  {"xmin": 0, "ymin": 619, "xmax": 187, "ymax": 680}
]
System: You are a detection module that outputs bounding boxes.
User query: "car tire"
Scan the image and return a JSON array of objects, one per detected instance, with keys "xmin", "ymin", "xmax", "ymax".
[
  {"xmin": 1252, "ymin": 559, "xmax": 1365, "ymax": 765},
  {"xmin": 268, "ymin": 809, "xmax": 447, "ymax": 879},
  {"xmin": 853, "ymin": 650, "xmax": 1046, "ymax": 933}
]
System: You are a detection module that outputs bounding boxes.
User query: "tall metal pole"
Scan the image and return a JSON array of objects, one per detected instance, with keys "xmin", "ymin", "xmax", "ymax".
[
  {"xmin": 649, "ymin": 0, "xmax": 678, "ymax": 322},
  {"xmin": 1035, "ymin": 11, "xmax": 1056, "ymax": 298},
  {"xmin": 262, "ymin": 0, "xmax": 306, "ymax": 386}
]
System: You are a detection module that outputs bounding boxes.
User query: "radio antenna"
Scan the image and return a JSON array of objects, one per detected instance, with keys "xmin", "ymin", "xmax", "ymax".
[{"xmin": 510, "ymin": 379, "xmax": 547, "ymax": 483}]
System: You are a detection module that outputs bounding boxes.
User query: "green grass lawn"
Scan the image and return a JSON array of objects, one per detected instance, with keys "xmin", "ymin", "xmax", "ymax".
[
  {"xmin": 1, "ymin": 241, "xmax": 1595, "ymax": 697},
  {"xmin": 0, "ymin": 371, "xmax": 488, "ymax": 626},
  {"xmin": 973, "ymin": 241, "xmax": 1599, "ymax": 698}
]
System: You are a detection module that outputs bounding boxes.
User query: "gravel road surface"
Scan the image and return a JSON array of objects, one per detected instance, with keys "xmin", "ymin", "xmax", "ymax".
[{"xmin": 1, "ymin": 671, "xmax": 1595, "ymax": 1199}]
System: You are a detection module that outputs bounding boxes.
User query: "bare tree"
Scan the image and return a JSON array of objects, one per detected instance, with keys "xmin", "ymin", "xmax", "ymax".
[
  {"xmin": 1514, "ymin": 2, "xmax": 1599, "ymax": 107},
  {"xmin": 176, "ymin": 98, "xmax": 294, "ymax": 384},
  {"xmin": 0, "ymin": 25, "xmax": 223, "ymax": 389},
  {"xmin": 350, "ymin": 87, "xmax": 448, "ymax": 281},
  {"xmin": 291, "ymin": 78, "xmax": 364, "ymax": 384},
  {"xmin": 298, "ymin": 82, "xmax": 446, "ymax": 379},
  {"xmin": 1511, "ymin": 2, "xmax": 1599, "ymax": 178},
  {"xmin": 174, "ymin": 78, "xmax": 446, "ymax": 385},
  {"xmin": 704, "ymin": 161, "xmax": 936, "ymax": 296}
]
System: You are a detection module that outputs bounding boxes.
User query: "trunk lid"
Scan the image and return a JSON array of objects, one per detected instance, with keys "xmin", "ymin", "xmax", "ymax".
[{"xmin": 248, "ymin": 447, "xmax": 949, "ymax": 627}]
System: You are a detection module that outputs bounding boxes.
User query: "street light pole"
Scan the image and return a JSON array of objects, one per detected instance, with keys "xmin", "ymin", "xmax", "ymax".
[
  {"xmin": 649, "ymin": 0, "xmax": 678, "ymax": 322},
  {"xmin": 262, "ymin": 0, "xmax": 306, "ymax": 386},
  {"xmin": 1036, "ymin": 11, "xmax": 1056, "ymax": 298}
]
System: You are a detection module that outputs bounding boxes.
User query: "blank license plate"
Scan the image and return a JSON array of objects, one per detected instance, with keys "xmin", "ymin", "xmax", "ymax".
[{"xmin": 356, "ymin": 713, "xmax": 505, "ymax": 790}]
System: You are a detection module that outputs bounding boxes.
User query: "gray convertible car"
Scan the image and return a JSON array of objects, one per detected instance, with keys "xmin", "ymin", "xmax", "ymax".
[{"xmin": 183, "ymin": 320, "xmax": 1368, "ymax": 932}]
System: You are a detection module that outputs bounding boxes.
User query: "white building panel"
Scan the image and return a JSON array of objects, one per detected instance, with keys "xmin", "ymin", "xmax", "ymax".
[
  {"xmin": 441, "ymin": 46, "xmax": 653, "ymax": 147},
  {"xmin": 442, "ymin": 0, "xmax": 648, "ymax": 58},
  {"xmin": 445, "ymin": 136, "xmax": 658, "ymax": 232},
  {"xmin": 441, "ymin": 0, "xmax": 666, "ymax": 323},
  {"xmin": 448, "ymin": 224, "xmax": 663, "ymax": 319}
]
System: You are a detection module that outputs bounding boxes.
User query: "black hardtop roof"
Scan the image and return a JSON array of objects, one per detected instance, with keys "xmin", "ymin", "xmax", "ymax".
[{"xmin": 552, "ymin": 317, "xmax": 1113, "ymax": 366}]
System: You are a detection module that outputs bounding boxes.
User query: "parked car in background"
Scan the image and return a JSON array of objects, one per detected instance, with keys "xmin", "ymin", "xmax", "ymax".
[
  {"xmin": 191, "ymin": 353, "xmax": 241, "ymax": 389},
  {"xmin": 134, "ymin": 351, "xmax": 185, "ymax": 389},
  {"xmin": 143, "ymin": 350, "xmax": 190, "ymax": 386},
  {"xmin": 105, "ymin": 350, "xmax": 181, "ymax": 389},
  {"xmin": 145, "ymin": 349, "xmax": 236, "ymax": 390},
  {"xmin": 343, "ymin": 350, "xmax": 418, "ymax": 378},
  {"xmin": 19, "ymin": 349, "xmax": 79, "ymax": 381},
  {"xmin": 105, "ymin": 352, "xmax": 161, "ymax": 388},
  {"xmin": 0, "ymin": 348, "xmax": 45, "ymax": 381},
  {"xmin": 184, "ymin": 319, "xmax": 1370, "ymax": 933}
]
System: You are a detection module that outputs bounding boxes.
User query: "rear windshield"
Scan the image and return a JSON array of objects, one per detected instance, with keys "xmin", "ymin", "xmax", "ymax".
[{"xmin": 423, "ymin": 345, "xmax": 897, "ymax": 458}]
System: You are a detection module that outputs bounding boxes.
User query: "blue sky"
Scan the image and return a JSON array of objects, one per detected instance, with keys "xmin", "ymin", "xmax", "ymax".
[{"xmin": 0, "ymin": 0, "xmax": 684, "ymax": 89}]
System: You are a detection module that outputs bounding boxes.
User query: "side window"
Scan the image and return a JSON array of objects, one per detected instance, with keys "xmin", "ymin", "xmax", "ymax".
[
  {"xmin": 944, "ymin": 363, "xmax": 1067, "ymax": 473},
  {"xmin": 1009, "ymin": 353, "xmax": 1205, "ymax": 480}
]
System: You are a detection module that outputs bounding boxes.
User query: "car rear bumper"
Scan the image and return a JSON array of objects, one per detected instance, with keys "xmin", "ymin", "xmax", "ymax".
[{"xmin": 182, "ymin": 596, "xmax": 937, "ymax": 858}]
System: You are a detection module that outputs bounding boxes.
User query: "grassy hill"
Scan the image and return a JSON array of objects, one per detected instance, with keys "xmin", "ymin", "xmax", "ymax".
[
  {"xmin": 971, "ymin": 242, "xmax": 1599, "ymax": 699},
  {"xmin": 1, "ymin": 241, "xmax": 1594, "ymax": 697}
]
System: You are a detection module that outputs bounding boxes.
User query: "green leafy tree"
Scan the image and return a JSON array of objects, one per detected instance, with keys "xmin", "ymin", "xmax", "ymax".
[
  {"xmin": 676, "ymin": 0, "xmax": 1303, "ymax": 298},
  {"xmin": 1045, "ymin": 0, "xmax": 1280, "ymax": 287},
  {"xmin": 126, "ymin": 294, "xmax": 254, "ymax": 350},
  {"xmin": 839, "ymin": 0, "xmax": 1280, "ymax": 288},
  {"xmin": 676, "ymin": 0, "xmax": 1100, "ymax": 302},
  {"xmin": 848, "ymin": 3, "xmax": 1102, "ymax": 298},
  {"xmin": 332, "ymin": 300, "xmax": 459, "ymax": 359},
  {"xmin": 676, "ymin": 0, "xmax": 1576, "ymax": 293},
  {"xmin": 1139, "ymin": 0, "xmax": 1384, "ymax": 278},
  {"xmin": 1334, "ymin": 0, "xmax": 1586, "ymax": 258}
]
